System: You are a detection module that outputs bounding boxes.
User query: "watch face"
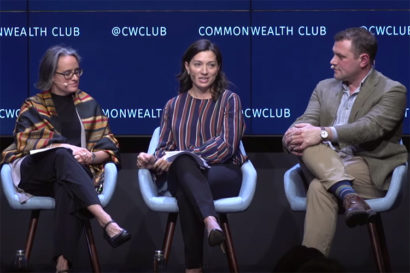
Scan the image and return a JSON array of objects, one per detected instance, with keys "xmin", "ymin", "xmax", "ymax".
[{"xmin": 321, "ymin": 130, "xmax": 328, "ymax": 139}]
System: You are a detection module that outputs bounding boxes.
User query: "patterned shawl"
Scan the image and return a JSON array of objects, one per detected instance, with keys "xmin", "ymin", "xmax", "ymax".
[{"xmin": 1, "ymin": 90, "xmax": 119, "ymax": 192}]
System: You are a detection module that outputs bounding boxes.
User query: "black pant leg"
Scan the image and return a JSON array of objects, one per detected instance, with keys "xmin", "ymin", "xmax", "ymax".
[
  {"xmin": 19, "ymin": 147, "xmax": 100, "ymax": 207},
  {"xmin": 166, "ymin": 154, "xmax": 242, "ymax": 268},
  {"xmin": 175, "ymin": 188, "xmax": 204, "ymax": 269},
  {"xmin": 53, "ymin": 180, "xmax": 85, "ymax": 265},
  {"xmin": 19, "ymin": 148, "xmax": 101, "ymax": 265},
  {"xmin": 206, "ymin": 163, "xmax": 242, "ymax": 199},
  {"xmin": 167, "ymin": 155, "xmax": 216, "ymax": 219}
]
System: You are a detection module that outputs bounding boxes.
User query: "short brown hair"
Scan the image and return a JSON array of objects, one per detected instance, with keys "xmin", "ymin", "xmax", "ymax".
[{"xmin": 334, "ymin": 27, "xmax": 378, "ymax": 64}]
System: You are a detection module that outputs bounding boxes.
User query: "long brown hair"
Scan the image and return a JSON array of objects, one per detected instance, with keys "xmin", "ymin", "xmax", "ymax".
[{"xmin": 177, "ymin": 39, "xmax": 229, "ymax": 101}]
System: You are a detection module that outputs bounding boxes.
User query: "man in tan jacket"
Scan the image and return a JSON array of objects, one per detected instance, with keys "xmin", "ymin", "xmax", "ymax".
[{"xmin": 283, "ymin": 27, "xmax": 407, "ymax": 255}]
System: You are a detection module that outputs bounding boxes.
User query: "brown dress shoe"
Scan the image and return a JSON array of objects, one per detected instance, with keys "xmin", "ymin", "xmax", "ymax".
[{"xmin": 343, "ymin": 194, "xmax": 376, "ymax": 228}]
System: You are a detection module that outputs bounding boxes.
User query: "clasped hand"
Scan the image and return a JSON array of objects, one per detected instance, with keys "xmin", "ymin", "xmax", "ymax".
[
  {"xmin": 283, "ymin": 123, "xmax": 322, "ymax": 156},
  {"xmin": 137, "ymin": 152, "xmax": 171, "ymax": 174},
  {"xmin": 55, "ymin": 143, "xmax": 94, "ymax": 164}
]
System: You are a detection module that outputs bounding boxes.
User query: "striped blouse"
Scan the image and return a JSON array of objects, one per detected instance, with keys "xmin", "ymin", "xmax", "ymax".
[{"xmin": 155, "ymin": 90, "xmax": 247, "ymax": 165}]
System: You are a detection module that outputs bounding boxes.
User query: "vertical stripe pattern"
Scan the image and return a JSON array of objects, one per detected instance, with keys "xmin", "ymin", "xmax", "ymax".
[{"xmin": 156, "ymin": 90, "xmax": 246, "ymax": 165}]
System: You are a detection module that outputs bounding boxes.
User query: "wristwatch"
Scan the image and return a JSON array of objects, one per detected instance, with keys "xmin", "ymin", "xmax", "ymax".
[{"xmin": 320, "ymin": 127, "xmax": 329, "ymax": 140}]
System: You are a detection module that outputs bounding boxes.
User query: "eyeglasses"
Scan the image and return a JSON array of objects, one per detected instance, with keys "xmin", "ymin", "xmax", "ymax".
[{"xmin": 55, "ymin": 68, "xmax": 83, "ymax": 80}]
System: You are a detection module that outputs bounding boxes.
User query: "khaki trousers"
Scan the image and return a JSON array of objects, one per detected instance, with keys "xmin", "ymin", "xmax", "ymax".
[{"xmin": 300, "ymin": 144, "xmax": 385, "ymax": 256}]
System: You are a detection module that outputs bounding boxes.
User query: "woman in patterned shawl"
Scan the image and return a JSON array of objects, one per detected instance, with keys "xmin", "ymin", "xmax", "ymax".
[
  {"xmin": 137, "ymin": 39, "xmax": 246, "ymax": 273},
  {"xmin": 1, "ymin": 46, "xmax": 130, "ymax": 272}
]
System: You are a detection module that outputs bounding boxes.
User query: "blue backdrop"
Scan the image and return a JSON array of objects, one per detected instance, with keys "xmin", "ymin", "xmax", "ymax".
[{"xmin": 1, "ymin": 0, "xmax": 409, "ymax": 136}]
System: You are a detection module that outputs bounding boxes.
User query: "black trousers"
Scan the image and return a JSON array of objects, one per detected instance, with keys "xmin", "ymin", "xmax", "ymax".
[
  {"xmin": 18, "ymin": 148, "xmax": 101, "ymax": 265},
  {"xmin": 167, "ymin": 155, "xmax": 242, "ymax": 268}
]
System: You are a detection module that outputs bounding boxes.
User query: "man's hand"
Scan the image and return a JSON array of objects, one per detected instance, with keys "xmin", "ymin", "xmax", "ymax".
[{"xmin": 284, "ymin": 123, "xmax": 322, "ymax": 155}]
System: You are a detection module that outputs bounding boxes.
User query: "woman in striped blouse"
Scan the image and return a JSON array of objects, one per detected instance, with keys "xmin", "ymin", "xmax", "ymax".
[{"xmin": 137, "ymin": 39, "xmax": 247, "ymax": 272}]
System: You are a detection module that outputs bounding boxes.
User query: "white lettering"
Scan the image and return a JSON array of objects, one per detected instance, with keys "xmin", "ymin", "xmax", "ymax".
[
  {"xmin": 0, "ymin": 26, "xmax": 47, "ymax": 37},
  {"xmin": 298, "ymin": 26, "xmax": 326, "ymax": 36},
  {"xmin": 0, "ymin": 108, "xmax": 20, "ymax": 118},
  {"xmin": 242, "ymin": 108, "xmax": 291, "ymax": 118},
  {"xmin": 198, "ymin": 25, "xmax": 294, "ymax": 36},
  {"xmin": 361, "ymin": 25, "xmax": 410, "ymax": 36},
  {"xmin": 102, "ymin": 108, "xmax": 162, "ymax": 119},
  {"xmin": 51, "ymin": 27, "xmax": 80, "ymax": 37},
  {"xmin": 121, "ymin": 26, "xmax": 167, "ymax": 37}
]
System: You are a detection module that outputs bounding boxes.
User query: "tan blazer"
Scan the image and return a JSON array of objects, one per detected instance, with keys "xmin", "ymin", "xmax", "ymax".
[{"xmin": 292, "ymin": 69, "xmax": 408, "ymax": 190}]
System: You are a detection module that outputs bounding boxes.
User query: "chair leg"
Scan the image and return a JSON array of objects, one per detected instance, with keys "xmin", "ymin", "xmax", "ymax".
[
  {"xmin": 220, "ymin": 214, "xmax": 239, "ymax": 273},
  {"xmin": 84, "ymin": 221, "xmax": 101, "ymax": 273},
  {"xmin": 367, "ymin": 213, "xmax": 391, "ymax": 273},
  {"xmin": 161, "ymin": 213, "xmax": 178, "ymax": 263},
  {"xmin": 25, "ymin": 210, "xmax": 40, "ymax": 261}
]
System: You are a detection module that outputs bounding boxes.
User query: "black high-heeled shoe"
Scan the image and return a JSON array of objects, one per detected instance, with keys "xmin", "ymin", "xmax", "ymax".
[
  {"xmin": 103, "ymin": 220, "xmax": 131, "ymax": 248},
  {"xmin": 208, "ymin": 229, "xmax": 225, "ymax": 247}
]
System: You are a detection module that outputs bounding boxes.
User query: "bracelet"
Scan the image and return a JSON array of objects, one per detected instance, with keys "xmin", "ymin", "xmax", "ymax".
[{"xmin": 91, "ymin": 152, "xmax": 96, "ymax": 164}]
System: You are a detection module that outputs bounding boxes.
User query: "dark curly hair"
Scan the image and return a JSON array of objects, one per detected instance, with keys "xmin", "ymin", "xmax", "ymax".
[{"xmin": 177, "ymin": 39, "xmax": 228, "ymax": 101}]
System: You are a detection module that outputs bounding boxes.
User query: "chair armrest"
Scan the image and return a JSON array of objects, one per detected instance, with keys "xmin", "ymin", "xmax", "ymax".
[
  {"xmin": 138, "ymin": 169, "xmax": 157, "ymax": 201},
  {"xmin": 1, "ymin": 164, "xmax": 21, "ymax": 209},
  {"xmin": 138, "ymin": 168, "xmax": 178, "ymax": 212},
  {"xmin": 1, "ymin": 163, "xmax": 55, "ymax": 209},
  {"xmin": 238, "ymin": 159, "xmax": 257, "ymax": 209},
  {"xmin": 284, "ymin": 163, "xmax": 307, "ymax": 211},
  {"xmin": 366, "ymin": 162, "xmax": 408, "ymax": 212},
  {"xmin": 148, "ymin": 127, "xmax": 161, "ymax": 155},
  {"xmin": 214, "ymin": 141, "xmax": 258, "ymax": 213},
  {"xmin": 98, "ymin": 162, "xmax": 118, "ymax": 207}
]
